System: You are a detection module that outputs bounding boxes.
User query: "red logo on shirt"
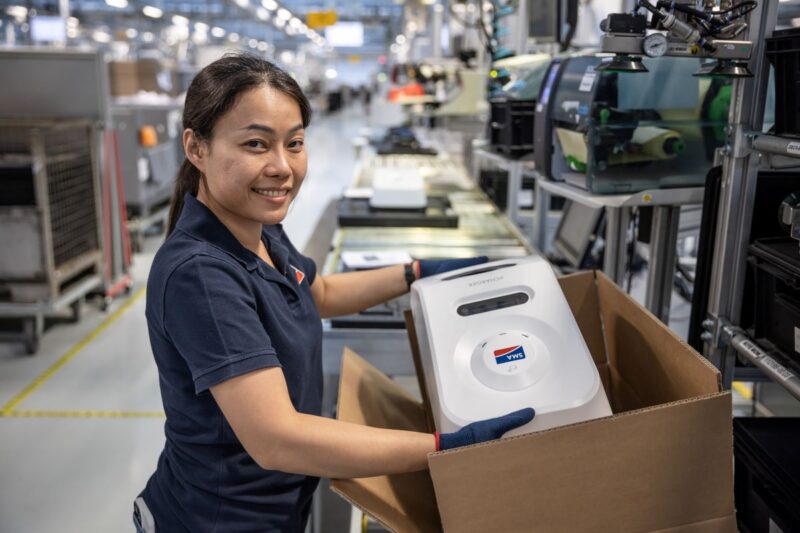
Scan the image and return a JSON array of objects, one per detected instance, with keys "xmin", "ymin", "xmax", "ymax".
[{"xmin": 291, "ymin": 265, "xmax": 305, "ymax": 284}]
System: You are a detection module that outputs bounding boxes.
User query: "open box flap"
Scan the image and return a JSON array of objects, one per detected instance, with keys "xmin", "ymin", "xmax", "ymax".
[
  {"xmin": 594, "ymin": 272, "xmax": 723, "ymax": 411},
  {"xmin": 330, "ymin": 349, "xmax": 442, "ymax": 532},
  {"xmin": 427, "ymin": 392, "xmax": 734, "ymax": 532}
]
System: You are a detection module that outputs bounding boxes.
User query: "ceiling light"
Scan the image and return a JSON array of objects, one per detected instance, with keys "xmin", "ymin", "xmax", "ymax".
[
  {"xmin": 257, "ymin": 7, "xmax": 270, "ymax": 20},
  {"xmin": 289, "ymin": 17, "xmax": 302, "ymax": 28},
  {"xmin": 142, "ymin": 6, "xmax": 163, "ymax": 18},
  {"xmin": 228, "ymin": 32, "xmax": 240, "ymax": 42},
  {"xmin": 66, "ymin": 17, "xmax": 79, "ymax": 27},
  {"xmin": 195, "ymin": 22, "xmax": 209, "ymax": 32},
  {"xmin": 390, "ymin": 43, "xmax": 399, "ymax": 53},
  {"xmin": 235, "ymin": 0, "xmax": 249, "ymax": 7},
  {"xmin": 274, "ymin": 17, "xmax": 286, "ymax": 28},
  {"xmin": 258, "ymin": 41, "xmax": 268, "ymax": 51},
  {"xmin": 277, "ymin": 8, "xmax": 291, "ymax": 20},
  {"xmin": 142, "ymin": 31, "xmax": 154, "ymax": 42},
  {"xmin": 6, "ymin": 6, "xmax": 28, "ymax": 19},
  {"xmin": 262, "ymin": 0, "xmax": 278, "ymax": 10},
  {"xmin": 325, "ymin": 68, "xmax": 337, "ymax": 79},
  {"xmin": 211, "ymin": 26, "xmax": 226, "ymax": 38},
  {"xmin": 125, "ymin": 28, "xmax": 138, "ymax": 38},
  {"xmin": 105, "ymin": 0, "xmax": 129, "ymax": 8},
  {"xmin": 248, "ymin": 38, "xmax": 258, "ymax": 48},
  {"xmin": 285, "ymin": 26, "xmax": 297, "ymax": 35},
  {"xmin": 396, "ymin": 34, "xmax": 406, "ymax": 44},
  {"xmin": 171, "ymin": 15, "xmax": 189, "ymax": 26}
]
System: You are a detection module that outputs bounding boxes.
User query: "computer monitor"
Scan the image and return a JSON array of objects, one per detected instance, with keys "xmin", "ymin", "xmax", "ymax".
[{"xmin": 553, "ymin": 200, "xmax": 604, "ymax": 268}]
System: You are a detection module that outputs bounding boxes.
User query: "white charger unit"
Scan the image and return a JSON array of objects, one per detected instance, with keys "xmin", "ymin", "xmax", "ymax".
[
  {"xmin": 369, "ymin": 168, "xmax": 427, "ymax": 209},
  {"xmin": 410, "ymin": 255, "xmax": 612, "ymax": 437}
]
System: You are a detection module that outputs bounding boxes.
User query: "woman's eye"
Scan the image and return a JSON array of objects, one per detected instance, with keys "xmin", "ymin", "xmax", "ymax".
[
  {"xmin": 245, "ymin": 140, "xmax": 265, "ymax": 149},
  {"xmin": 289, "ymin": 140, "xmax": 304, "ymax": 149}
]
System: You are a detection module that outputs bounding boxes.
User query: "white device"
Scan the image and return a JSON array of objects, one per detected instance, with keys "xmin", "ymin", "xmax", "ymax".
[
  {"xmin": 369, "ymin": 168, "xmax": 427, "ymax": 209},
  {"xmin": 410, "ymin": 256, "xmax": 612, "ymax": 437}
]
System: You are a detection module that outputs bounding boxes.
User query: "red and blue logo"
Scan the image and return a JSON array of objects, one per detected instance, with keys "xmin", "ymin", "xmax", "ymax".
[{"xmin": 493, "ymin": 345, "xmax": 526, "ymax": 365}]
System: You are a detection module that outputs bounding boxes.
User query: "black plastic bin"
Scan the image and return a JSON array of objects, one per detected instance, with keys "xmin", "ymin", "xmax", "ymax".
[
  {"xmin": 766, "ymin": 28, "xmax": 800, "ymax": 137},
  {"xmin": 747, "ymin": 238, "xmax": 800, "ymax": 375},
  {"xmin": 487, "ymin": 98, "xmax": 536, "ymax": 158},
  {"xmin": 734, "ymin": 417, "xmax": 800, "ymax": 533}
]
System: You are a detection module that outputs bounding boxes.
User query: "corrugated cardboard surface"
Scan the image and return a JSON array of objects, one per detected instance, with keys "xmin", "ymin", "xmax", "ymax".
[
  {"xmin": 428, "ymin": 393, "xmax": 733, "ymax": 532},
  {"xmin": 333, "ymin": 271, "xmax": 735, "ymax": 532},
  {"xmin": 331, "ymin": 349, "xmax": 440, "ymax": 532}
]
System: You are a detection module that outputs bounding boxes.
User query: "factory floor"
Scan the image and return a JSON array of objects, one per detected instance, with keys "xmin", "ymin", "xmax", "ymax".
[{"xmin": 0, "ymin": 101, "xmax": 742, "ymax": 533}]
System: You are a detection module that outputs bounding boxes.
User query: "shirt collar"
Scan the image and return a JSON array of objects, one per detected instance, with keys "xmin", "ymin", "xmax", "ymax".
[{"xmin": 174, "ymin": 193, "xmax": 265, "ymax": 272}]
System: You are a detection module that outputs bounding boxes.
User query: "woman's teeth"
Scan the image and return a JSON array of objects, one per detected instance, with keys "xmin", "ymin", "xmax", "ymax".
[{"xmin": 252, "ymin": 188, "xmax": 287, "ymax": 197}]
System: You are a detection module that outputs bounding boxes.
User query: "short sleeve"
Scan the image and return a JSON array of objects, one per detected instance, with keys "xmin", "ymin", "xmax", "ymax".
[{"xmin": 163, "ymin": 255, "xmax": 281, "ymax": 394}]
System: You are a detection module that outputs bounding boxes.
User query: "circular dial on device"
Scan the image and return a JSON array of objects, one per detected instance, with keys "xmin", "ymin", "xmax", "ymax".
[{"xmin": 643, "ymin": 33, "xmax": 668, "ymax": 58}]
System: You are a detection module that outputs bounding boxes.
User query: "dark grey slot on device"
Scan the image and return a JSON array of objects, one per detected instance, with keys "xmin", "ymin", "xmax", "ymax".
[{"xmin": 457, "ymin": 292, "xmax": 530, "ymax": 316}]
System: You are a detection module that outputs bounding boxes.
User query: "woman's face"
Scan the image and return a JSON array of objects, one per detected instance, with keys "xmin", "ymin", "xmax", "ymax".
[{"xmin": 192, "ymin": 84, "xmax": 307, "ymax": 228}]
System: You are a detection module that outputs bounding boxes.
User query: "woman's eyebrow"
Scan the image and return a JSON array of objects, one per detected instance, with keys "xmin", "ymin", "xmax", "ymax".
[{"xmin": 239, "ymin": 124, "xmax": 304, "ymax": 134}]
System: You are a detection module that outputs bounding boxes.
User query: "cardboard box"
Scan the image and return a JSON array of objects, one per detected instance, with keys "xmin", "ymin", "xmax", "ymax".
[
  {"xmin": 332, "ymin": 271, "xmax": 735, "ymax": 532},
  {"xmin": 108, "ymin": 59, "xmax": 179, "ymax": 97}
]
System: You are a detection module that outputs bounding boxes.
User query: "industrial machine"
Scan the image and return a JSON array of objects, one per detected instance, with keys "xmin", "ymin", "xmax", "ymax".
[
  {"xmin": 534, "ymin": 53, "xmax": 729, "ymax": 193},
  {"xmin": 488, "ymin": 54, "xmax": 553, "ymax": 158},
  {"xmin": 410, "ymin": 256, "xmax": 612, "ymax": 436},
  {"xmin": 596, "ymin": 0, "xmax": 755, "ymax": 78}
]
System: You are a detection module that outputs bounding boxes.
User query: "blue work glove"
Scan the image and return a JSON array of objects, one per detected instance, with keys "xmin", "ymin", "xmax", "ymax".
[
  {"xmin": 416, "ymin": 256, "xmax": 489, "ymax": 278},
  {"xmin": 436, "ymin": 408, "xmax": 535, "ymax": 451}
]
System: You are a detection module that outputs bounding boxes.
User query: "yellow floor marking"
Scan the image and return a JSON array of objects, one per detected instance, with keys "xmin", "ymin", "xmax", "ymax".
[
  {"xmin": 732, "ymin": 381, "xmax": 753, "ymax": 400},
  {"xmin": 0, "ymin": 287, "xmax": 146, "ymax": 416}
]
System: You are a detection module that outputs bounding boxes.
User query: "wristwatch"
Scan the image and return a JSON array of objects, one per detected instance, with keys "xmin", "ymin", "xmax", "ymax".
[{"xmin": 404, "ymin": 261, "xmax": 418, "ymax": 289}]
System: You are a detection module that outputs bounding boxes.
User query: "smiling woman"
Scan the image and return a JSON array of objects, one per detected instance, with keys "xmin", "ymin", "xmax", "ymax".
[{"xmin": 134, "ymin": 53, "xmax": 514, "ymax": 533}]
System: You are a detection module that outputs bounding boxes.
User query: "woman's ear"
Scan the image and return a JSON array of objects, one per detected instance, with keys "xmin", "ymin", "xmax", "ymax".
[{"xmin": 183, "ymin": 129, "xmax": 207, "ymax": 173}]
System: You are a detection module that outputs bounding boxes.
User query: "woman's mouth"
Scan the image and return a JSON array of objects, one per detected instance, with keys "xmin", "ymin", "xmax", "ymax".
[{"xmin": 252, "ymin": 187, "xmax": 289, "ymax": 199}]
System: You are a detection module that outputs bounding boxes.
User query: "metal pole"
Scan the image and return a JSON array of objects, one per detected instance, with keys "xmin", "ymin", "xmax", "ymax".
[
  {"xmin": 507, "ymin": 161, "xmax": 522, "ymax": 226},
  {"xmin": 604, "ymin": 207, "xmax": 630, "ymax": 284},
  {"xmin": 645, "ymin": 206, "xmax": 680, "ymax": 322},
  {"xmin": 533, "ymin": 175, "xmax": 550, "ymax": 252}
]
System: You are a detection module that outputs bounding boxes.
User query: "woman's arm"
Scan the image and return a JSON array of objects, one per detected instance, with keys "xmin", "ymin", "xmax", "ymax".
[
  {"xmin": 310, "ymin": 264, "xmax": 409, "ymax": 319},
  {"xmin": 212, "ymin": 365, "xmax": 434, "ymax": 478}
]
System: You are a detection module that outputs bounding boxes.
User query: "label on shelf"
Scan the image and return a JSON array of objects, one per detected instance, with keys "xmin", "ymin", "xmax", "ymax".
[{"xmin": 787, "ymin": 141, "xmax": 800, "ymax": 156}]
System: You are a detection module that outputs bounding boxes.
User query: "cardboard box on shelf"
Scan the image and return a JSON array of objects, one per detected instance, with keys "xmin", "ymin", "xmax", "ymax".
[
  {"xmin": 332, "ymin": 271, "xmax": 735, "ymax": 533},
  {"xmin": 108, "ymin": 59, "xmax": 179, "ymax": 97}
]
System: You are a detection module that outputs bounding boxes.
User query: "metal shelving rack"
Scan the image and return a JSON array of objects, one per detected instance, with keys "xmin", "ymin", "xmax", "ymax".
[{"xmin": 700, "ymin": 0, "xmax": 800, "ymax": 403}]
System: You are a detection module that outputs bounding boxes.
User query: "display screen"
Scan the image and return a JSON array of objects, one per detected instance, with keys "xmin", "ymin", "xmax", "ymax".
[
  {"xmin": 31, "ymin": 16, "xmax": 66, "ymax": 43},
  {"xmin": 457, "ymin": 292, "xmax": 530, "ymax": 316},
  {"xmin": 554, "ymin": 200, "xmax": 603, "ymax": 266},
  {"xmin": 528, "ymin": 0, "xmax": 558, "ymax": 43}
]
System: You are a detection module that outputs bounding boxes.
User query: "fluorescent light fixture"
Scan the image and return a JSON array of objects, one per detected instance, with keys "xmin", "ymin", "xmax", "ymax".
[
  {"xmin": 257, "ymin": 7, "xmax": 270, "ymax": 20},
  {"xmin": 280, "ymin": 50, "xmax": 294, "ymax": 64},
  {"xmin": 286, "ymin": 26, "xmax": 297, "ymax": 36},
  {"xmin": 228, "ymin": 32, "xmax": 240, "ymax": 42},
  {"xmin": 106, "ymin": 0, "xmax": 129, "ymax": 8},
  {"xmin": 195, "ymin": 22, "xmax": 209, "ymax": 32},
  {"xmin": 171, "ymin": 15, "xmax": 189, "ymax": 26},
  {"xmin": 289, "ymin": 17, "xmax": 302, "ymax": 28},
  {"xmin": 248, "ymin": 38, "xmax": 258, "ymax": 48},
  {"xmin": 325, "ymin": 21, "xmax": 364, "ymax": 47},
  {"xmin": 125, "ymin": 28, "xmax": 138, "ymax": 38},
  {"xmin": 277, "ymin": 8, "xmax": 291, "ymax": 20},
  {"xmin": 142, "ymin": 6, "xmax": 163, "ymax": 18},
  {"xmin": 274, "ymin": 17, "xmax": 286, "ymax": 28},
  {"xmin": 6, "ymin": 6, "xmax": 28, "ymax": 18},
  {"xmin": 235, "ymin": 0, "xmax": 249, "ymax": 7},
  {"xmin": 92, "ymin": 30, "xmax": 112, "ymax": 43},
  {"xmin": 262, "ymin": 0, "xmax": 278, "ymax": 10},
  {"xmin": 325, "ymin": 68, "xmax": 337, "ymax": 79},
  {"xmin": 211, "ymin": 26, "xmax": 226, "ymax": 37},
  {"xmin": 142, "ymin": 31, "xmax": 155, "ymax": 42}
]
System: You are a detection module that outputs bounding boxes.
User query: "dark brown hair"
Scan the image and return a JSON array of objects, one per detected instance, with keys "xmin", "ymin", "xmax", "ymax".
[{"xmin": 166, "ymin": 53, "xmax": 312, "ymax": 236}]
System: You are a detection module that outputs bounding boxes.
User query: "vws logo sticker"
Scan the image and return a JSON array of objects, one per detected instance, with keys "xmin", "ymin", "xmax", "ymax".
[{"xmin": 493, "ymin": 345, "xmax": 526, "ymax": 365}]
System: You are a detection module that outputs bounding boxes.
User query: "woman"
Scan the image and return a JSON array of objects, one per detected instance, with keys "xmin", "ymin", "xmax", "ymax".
[{"xmin": 134, "ymin": 53, "xmax": 533, "ymax": 533}]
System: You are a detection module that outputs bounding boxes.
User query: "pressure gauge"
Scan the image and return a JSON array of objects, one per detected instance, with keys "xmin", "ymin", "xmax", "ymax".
[{"xmin": 643, "ymin": 33, "xmax": 668, "ymax": 58}]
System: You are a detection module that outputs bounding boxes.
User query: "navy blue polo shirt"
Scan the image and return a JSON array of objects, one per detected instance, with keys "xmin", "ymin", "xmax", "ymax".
[{"xmin": 140, "ymin": 193, "xmax": 323, "ymax": 532}]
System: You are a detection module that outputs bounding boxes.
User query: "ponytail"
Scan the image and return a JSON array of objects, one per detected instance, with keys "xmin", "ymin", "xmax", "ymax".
[{"xmin": 166, "ymin": 158, "xmax": 201, "ymax": 237}]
